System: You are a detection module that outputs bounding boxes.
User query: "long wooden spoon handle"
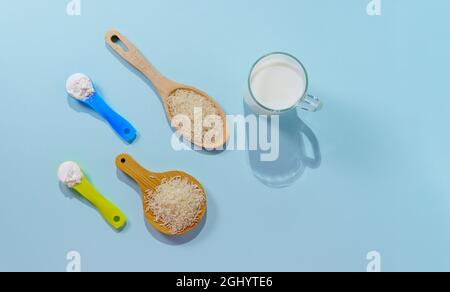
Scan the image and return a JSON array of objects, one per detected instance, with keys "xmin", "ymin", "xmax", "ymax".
[
  {"xmin": 116, "ymin": 153, "xmax": 159, "ymax": 189},
  {"xmin": 105, "ymin": 30, "xmax": 172, "ymax": 97}
]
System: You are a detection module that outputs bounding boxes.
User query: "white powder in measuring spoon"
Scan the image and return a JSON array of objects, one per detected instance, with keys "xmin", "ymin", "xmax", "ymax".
[
  {"xmin": 58, "ymin": 161, "xmax": 83, "ymax": 188},
  {"xmin": 66, "ymin": 73, "xmax": 95, "ymax": 101}
]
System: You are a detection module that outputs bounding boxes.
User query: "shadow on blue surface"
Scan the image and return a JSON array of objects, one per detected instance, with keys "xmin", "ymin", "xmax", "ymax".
[
  {"xmin": 116, "ymin": 169, "xmax": 206, "ymax": 245},
  {"xmin": 244, "ymin": 102, "xmax": 321, "ymax": 188}
]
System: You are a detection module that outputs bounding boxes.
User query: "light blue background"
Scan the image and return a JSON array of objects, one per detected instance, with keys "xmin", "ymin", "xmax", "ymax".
[{"xmin": 1, "ymin": 0, "xmax": 449, "ymax": 272}]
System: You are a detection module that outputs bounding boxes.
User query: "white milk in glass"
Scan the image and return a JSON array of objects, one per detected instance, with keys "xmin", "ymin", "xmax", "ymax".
[{"xmin": 245, "ymin": 53, "xmax": 307, "ymax": 115}]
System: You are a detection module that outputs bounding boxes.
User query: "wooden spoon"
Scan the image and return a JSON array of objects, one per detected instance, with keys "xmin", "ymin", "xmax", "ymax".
[
  {"xmin": 105, "ymin": 30, "xmax": 228, "ymax": 150},
  {"xmin": 115, "ymin": 153, "xmax": 207, "ymax": 236}
]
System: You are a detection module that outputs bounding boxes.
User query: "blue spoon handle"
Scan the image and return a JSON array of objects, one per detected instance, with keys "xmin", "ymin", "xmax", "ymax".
[{"xmin": 86, "ymin": 93, "xmax": 137, "ymax": 143}]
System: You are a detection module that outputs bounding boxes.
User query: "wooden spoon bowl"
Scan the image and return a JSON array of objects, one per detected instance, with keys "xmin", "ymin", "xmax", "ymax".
[
  {"xmin": 116, "ymin": 153, "xmax": 207, "ymax": 235},
  {"xmin": 106, "ymin": 30, "xmax": 228, "ymax": 150}
]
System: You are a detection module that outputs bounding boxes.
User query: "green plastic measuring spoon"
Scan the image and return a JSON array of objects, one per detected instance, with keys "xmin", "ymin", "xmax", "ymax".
[{"xmin": 58, "ymin": 162, "xmax": 127, "ymax": 230}]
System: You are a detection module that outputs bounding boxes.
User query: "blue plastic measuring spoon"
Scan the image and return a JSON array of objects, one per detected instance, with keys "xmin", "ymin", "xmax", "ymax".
[{"xmin": 66, "ymin": 73, "xmax": 137, "ymax": 143}]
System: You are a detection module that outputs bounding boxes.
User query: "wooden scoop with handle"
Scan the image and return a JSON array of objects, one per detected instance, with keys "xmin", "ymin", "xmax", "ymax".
[
  {"xmin": 105, "ymin": 30, "xmax": 228, "ymax": 150},
  {"xmin": 115, "ymin": 153, "xmax": 207, "ymax": 235}
]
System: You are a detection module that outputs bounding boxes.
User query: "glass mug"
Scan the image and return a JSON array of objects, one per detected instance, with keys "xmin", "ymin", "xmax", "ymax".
[{"xmin": 245, "ymin": 52, "xmax": 322, "ymax": 115}]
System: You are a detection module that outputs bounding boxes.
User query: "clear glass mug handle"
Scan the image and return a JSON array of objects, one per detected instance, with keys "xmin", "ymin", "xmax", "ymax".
[{"xmin": 298, "ymin": 94, "xmax": 322, "ymax": 112}]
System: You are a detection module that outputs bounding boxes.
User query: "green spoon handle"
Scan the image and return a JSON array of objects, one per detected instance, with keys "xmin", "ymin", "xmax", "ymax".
[{"xmin": 73, "ymin": 178, "xmax": 127, "ymax": 230}]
